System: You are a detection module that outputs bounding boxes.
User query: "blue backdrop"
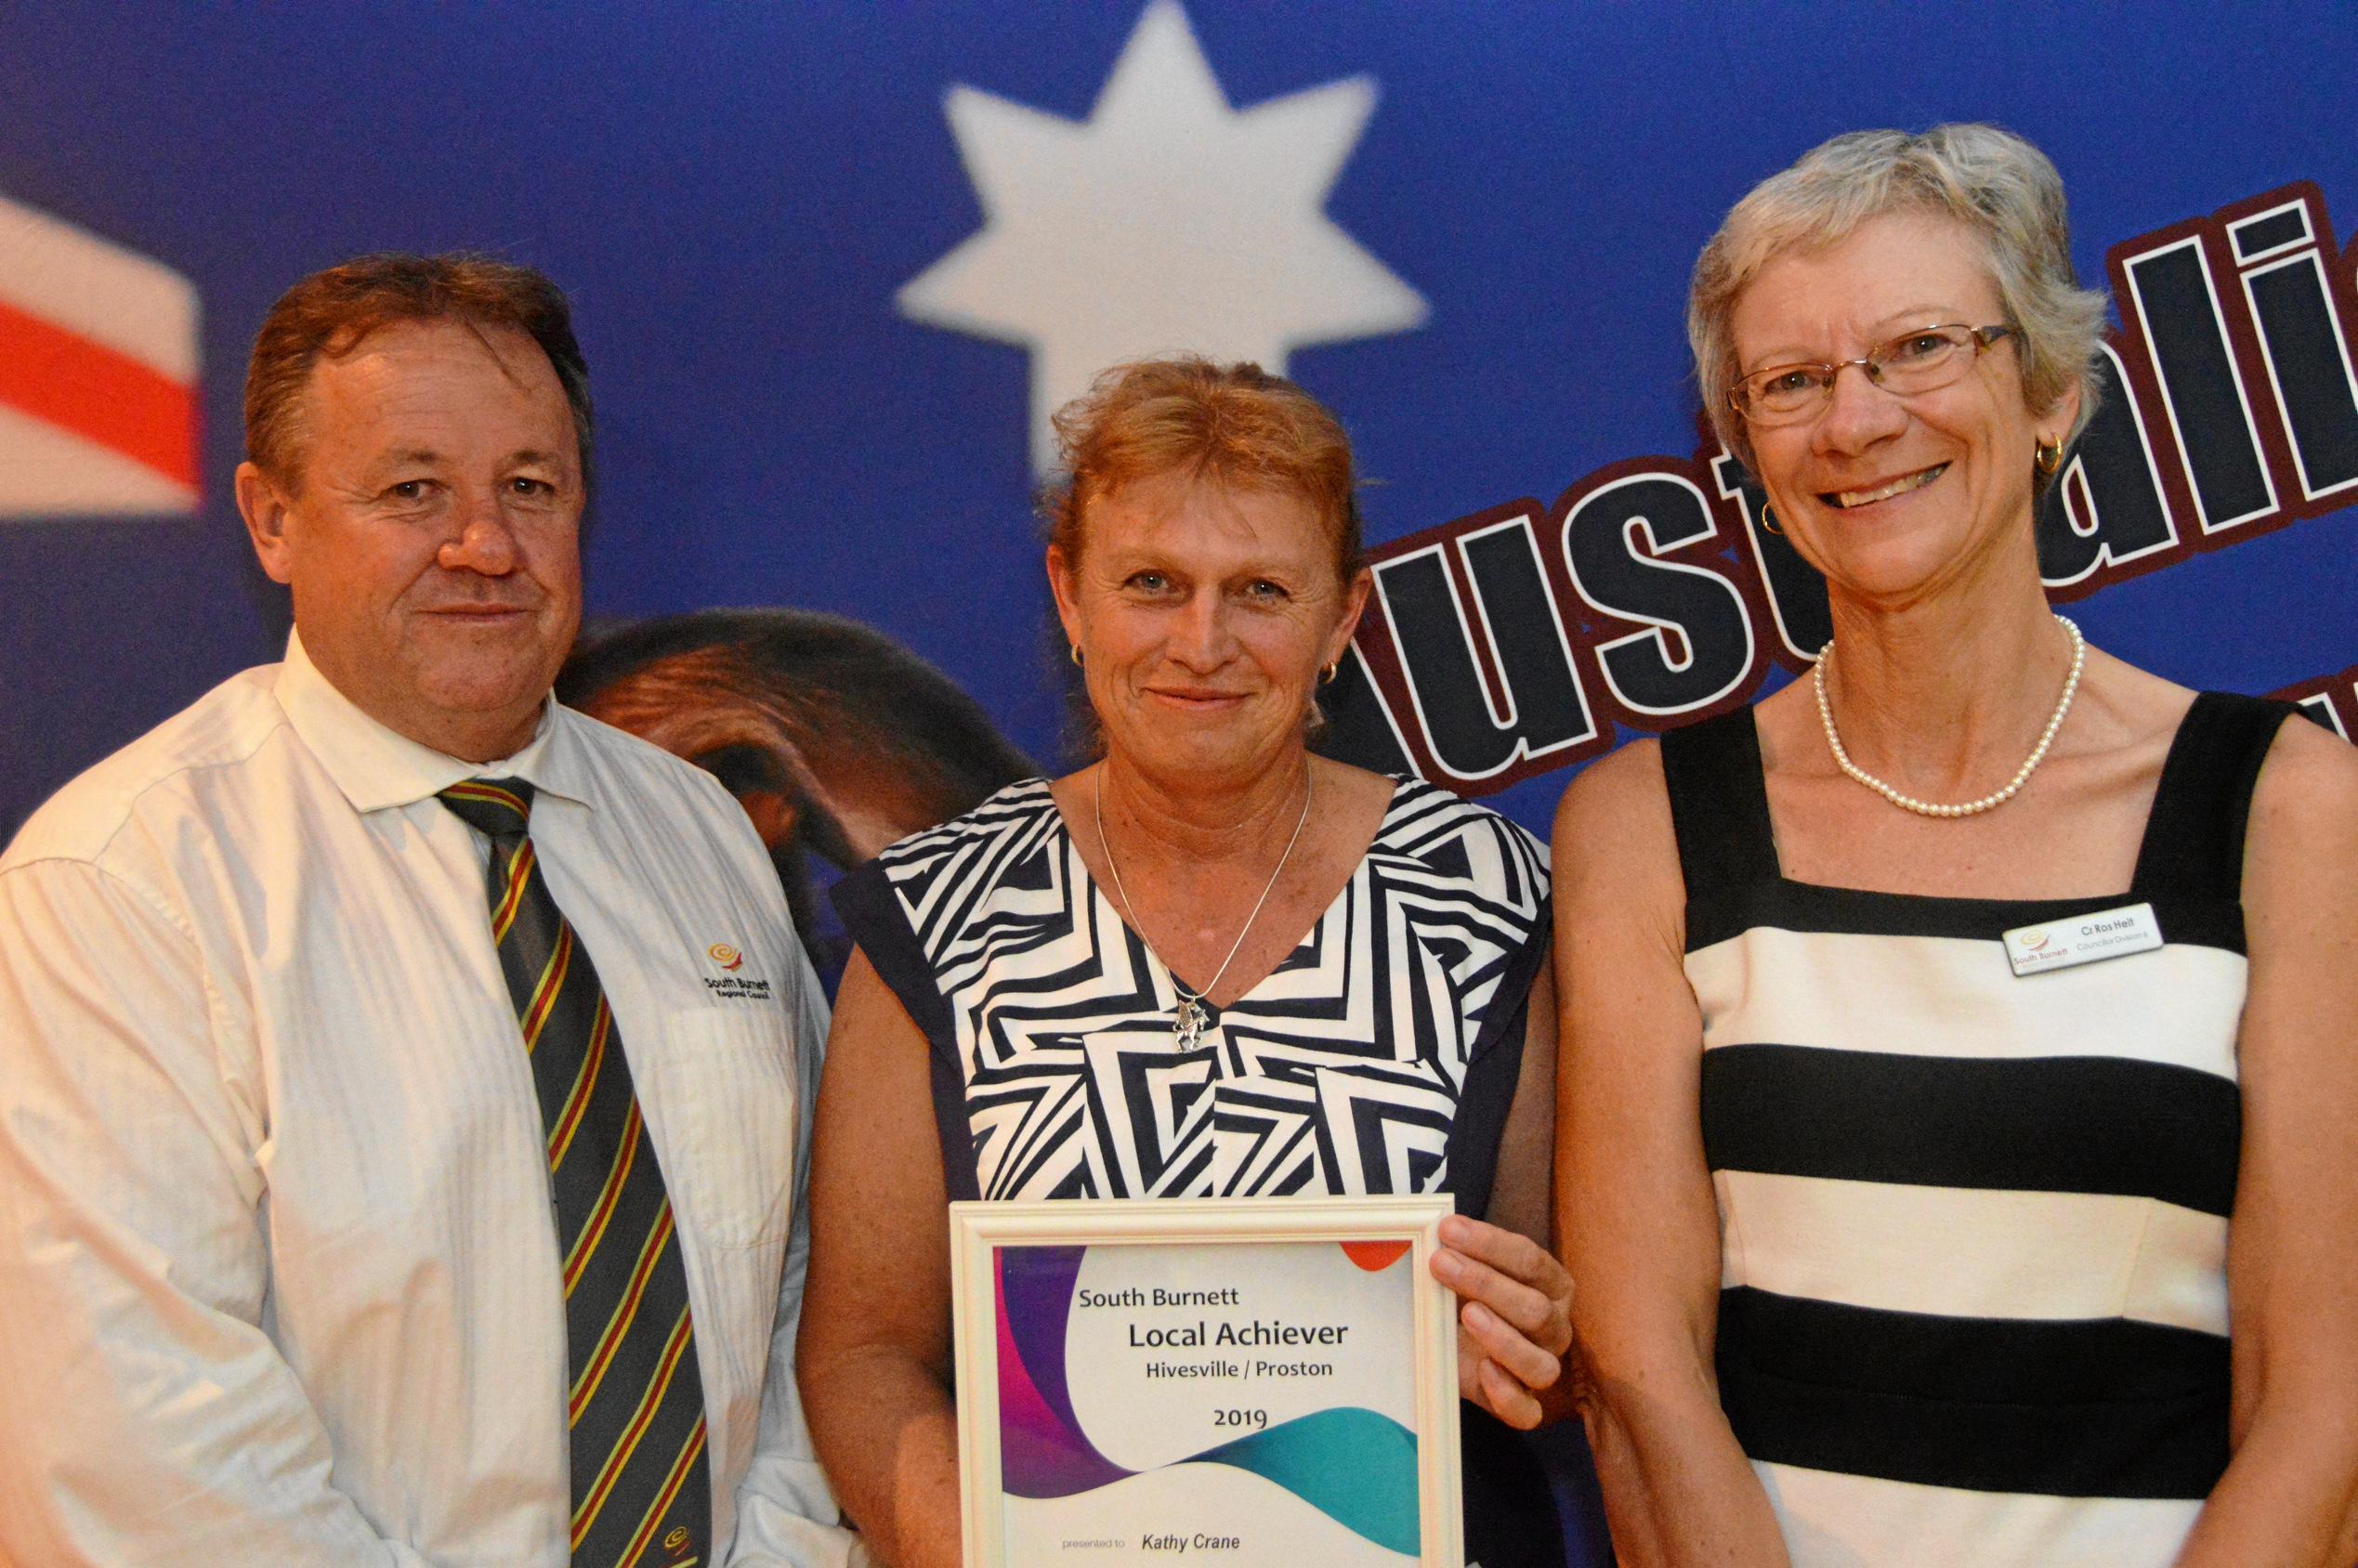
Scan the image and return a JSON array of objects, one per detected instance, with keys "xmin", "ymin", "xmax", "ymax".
[
  {"xmin": 4, "ymin": 2, "xmax": 2351, "ymax": 843},
  {"xmin": 6, "ymin": 6, "xmax": 2356, "ymax": 1555}
]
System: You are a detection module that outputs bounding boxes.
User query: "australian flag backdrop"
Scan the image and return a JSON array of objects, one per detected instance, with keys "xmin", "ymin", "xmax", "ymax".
[{"xmin": 4, "ymin": 5, "xmax": 2354, "ymax": 1557}]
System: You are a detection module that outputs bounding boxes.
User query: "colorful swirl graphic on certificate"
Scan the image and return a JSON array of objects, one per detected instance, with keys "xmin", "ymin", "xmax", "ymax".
[{"xmin": 994, "ymin": 1237, "xmax": 1421, "ymax": 1562}]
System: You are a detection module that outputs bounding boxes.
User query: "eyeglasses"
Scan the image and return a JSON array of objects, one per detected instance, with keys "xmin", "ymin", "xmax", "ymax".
[{"xmin": 1729, "ymin": 323, "xmax": 2016, "ymax": 426}]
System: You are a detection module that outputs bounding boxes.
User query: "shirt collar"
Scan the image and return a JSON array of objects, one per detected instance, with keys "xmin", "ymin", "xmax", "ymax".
[{"xmin": 274, "ymin": 629, "xmax": 594, "ymax": 816}]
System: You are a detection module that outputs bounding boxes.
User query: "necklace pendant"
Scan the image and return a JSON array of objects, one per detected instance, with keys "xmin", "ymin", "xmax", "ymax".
[{"xmin": 1172, "ymin": 996, "xmax": 1209, "ymax": 1049}]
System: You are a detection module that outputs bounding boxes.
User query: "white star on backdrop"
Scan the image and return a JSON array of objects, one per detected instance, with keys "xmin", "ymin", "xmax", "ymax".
[{"xmin": 897, "ymin": 0, "xmax": 1429, "ymax": 474}]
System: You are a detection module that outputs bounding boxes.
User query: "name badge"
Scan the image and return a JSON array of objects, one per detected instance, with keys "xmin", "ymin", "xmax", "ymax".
[{"xmin": 2003, "ymin": 901, "xmax": 2164, "ymax": 977}]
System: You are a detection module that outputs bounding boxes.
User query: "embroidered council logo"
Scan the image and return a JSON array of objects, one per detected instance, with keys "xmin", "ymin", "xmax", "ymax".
[{"xmin": 701, "ymin": 941, "xmax": 771, "ymax": 1000}]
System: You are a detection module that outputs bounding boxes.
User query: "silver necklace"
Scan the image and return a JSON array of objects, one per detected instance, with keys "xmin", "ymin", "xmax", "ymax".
[
  {"xmin": 1814, "ymin": 612, "xmax": 2085, "ymax": 818},
  {"xmin": 1094, "ymin": 766, "xmax": 1315, "ymax": 1048}
]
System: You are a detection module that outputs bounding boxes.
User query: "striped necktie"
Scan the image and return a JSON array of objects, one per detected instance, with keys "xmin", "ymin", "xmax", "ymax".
[{"xmin": 439, "ymin": 778, "xmax": 711, "ymax": 1568}]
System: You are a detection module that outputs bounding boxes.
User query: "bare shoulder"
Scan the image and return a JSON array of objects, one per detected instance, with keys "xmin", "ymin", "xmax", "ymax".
[
  {"xmin": 1307, "ymin": 754, "xmax": 1400, "ymax": 814},
  {"xmin": 2238, "ymin": 710, "xmax": 2356, "ymax": 1036},
  {"xmin": 1553, "ymin": 735, "xmax": 1667, "ymax": 849},
  {"xmin": 1552, "ymin": 736, "xmax": 1681, "ymax": 920},
  {"xmin": 1044, "ymin": 764, "xmax": 1091, "ymax": 822},
  {"xmin": 2070, "ymin": 647, "xmax": 2198, "ymax": 756},
  {"xmin": 2248, "ymin": 712, "xmax": 2358, "ymax": 864},
  {"xmin": 2235, "ymin": 716, "xmax": 2356, "ymax": 1125},
  {"xmin": 1560, "ymin": 731, "xmax": 1667, "ymax": 811}
]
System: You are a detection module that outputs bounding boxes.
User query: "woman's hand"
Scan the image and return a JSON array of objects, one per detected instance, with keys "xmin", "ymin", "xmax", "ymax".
[{"xmin": 1429, "ymin": 1212, "xmax": 1575, "ymax": 1430}]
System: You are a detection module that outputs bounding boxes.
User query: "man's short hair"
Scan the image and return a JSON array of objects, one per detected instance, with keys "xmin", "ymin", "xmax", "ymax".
[{"xmin": 243, "ymin": 252, "xmax": 594, "ymax": 489}]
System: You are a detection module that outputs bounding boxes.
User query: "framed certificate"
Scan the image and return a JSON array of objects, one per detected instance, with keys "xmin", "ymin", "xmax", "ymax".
[{"xmin": 949, "ymin": 1195, "xmax": 1462, "ymax": 1566}]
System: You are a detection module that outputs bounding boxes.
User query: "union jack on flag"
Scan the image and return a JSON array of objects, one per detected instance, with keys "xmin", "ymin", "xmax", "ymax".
[{"xmin": 0, "ymin": 191, "xmax": 199, "ymax": 516}]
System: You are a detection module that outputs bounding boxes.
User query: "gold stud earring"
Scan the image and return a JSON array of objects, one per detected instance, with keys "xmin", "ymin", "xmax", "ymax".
[
  {"xmin": 1321, "ymin": 661, "xmax": 1340, "ymax": 686},
  {"xmin": 2037, "ymin": 434, "xmax": 2065, "ymax": 475},
  {"xmin": 1069, "ymin": 644, "xmax": 1083, "ymax": 668}
]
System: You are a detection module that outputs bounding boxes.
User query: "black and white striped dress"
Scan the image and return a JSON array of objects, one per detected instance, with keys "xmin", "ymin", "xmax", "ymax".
[
  {"xmin": 1660, "ymin": 692, "xmax": 2292, "ymax": 1567},
  {"xmin": 833, "ymin": 774, "xmax": 1565, "ymax": 1565}
]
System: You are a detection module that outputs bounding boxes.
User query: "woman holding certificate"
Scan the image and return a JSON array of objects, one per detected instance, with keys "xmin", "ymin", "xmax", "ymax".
[
  {"xmin": 801, "ymin": 358, "xmax": 1578, "ymax": 1566},
  {"xmin": 1556, "ymin": 124, "xmax": 2358, "ymax": 1566}
]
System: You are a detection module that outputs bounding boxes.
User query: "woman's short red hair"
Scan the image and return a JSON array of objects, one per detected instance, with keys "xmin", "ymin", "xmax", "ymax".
[{"xmin": 1041, "ymin": 357, "xmax": 1361, "ymax": 583}]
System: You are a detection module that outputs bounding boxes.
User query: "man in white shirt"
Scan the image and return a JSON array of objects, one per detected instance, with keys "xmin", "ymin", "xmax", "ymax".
[{"xmin": 0, "ymin": 255, "xmax": 856, "ymax": 1566}]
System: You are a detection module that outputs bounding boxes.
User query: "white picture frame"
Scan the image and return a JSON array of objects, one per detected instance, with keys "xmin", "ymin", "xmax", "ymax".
[{"xmin": 949, "ymin": 1194, "xmax": 1463, "ymax": 1566}]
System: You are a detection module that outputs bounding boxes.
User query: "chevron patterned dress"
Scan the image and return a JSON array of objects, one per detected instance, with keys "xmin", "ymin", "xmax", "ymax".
[{"xmin": 832, "ymin": 774, "xmax": 1567, "ymax": 1566}]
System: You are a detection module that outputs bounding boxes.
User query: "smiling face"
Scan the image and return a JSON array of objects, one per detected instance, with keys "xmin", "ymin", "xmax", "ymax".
[
  {"xmin": 1049, "ymin": 468, "xmax": 1371, "ymax": 788},
  {"xmin": 235, "ymin": 317, "xmax": 585, "ymax": 761},
  {"xmin": 1730, "ymin": 209, "xmax": 2078, "ymax": 606}
]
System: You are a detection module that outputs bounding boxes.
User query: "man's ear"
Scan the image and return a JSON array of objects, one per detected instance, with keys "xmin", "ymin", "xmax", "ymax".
[{"xmin": 234, "ymin": 461, "xmax": 297, "ymax": 585}]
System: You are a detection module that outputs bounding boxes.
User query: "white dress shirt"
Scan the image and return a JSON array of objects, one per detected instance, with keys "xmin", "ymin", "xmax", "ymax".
[{"xmin": 0, "ymin": 633, "xmax": 856, "ymax": 1567}]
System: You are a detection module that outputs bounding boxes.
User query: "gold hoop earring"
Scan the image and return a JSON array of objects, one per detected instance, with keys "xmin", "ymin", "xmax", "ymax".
[
  {"xmin": 1069, "ymin": 644, "xmax": 1082, "ymax": 668},
  {"xmin": 1760, "ymin": 508, "xmax": 1784, "ymax": 538},
  {"xmin": 2037, "ymin": 434, "xmax": 2065, "ymax": 475},
  {"xmin": 1321, "ymin": 661, "xmax": 1340, "ymax": 686}
]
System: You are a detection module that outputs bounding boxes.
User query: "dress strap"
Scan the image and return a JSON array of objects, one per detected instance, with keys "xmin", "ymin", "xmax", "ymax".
[
  {"xmin": 832, "ymin": 856, "xmax": 984, "ymax": 1202},
  {"xmin": 2129, "ymin": 691, "xmax": 2299, "ymax": 907},
  {"xmin": 1443, "ymin": 901, "xmax": 1551, "ymax": 1222},
  {"xmin": 1658, "ymin": 707, "xmax": 1782, "ymax": 940}
]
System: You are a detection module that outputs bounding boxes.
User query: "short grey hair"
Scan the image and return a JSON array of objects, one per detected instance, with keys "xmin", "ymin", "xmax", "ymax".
[{"xmin": 1688, "ymin": 123, "xmax": 2109, "ymax": 469}]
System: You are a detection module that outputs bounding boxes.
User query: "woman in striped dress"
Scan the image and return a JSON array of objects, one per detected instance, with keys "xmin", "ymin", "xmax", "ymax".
[{"xmin": 1556, "ymin": 124, "xmax": 2358, "ymax": 1566}]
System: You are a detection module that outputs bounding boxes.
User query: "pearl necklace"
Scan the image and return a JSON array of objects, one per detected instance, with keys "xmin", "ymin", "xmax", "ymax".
[
  {"xmin": 1813, "ymin": 613, "xmax": 2084, "ymax": 818},
  {"xmin": 1094, "ymin": 766, "xmax": 1314, "ymax": 1048}
]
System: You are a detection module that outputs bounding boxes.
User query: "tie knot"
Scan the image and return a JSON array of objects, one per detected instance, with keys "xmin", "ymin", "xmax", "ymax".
[{"xmin": 438, "ymin": 777, "xmax": 537, "ymax": 841}]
